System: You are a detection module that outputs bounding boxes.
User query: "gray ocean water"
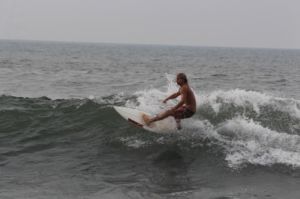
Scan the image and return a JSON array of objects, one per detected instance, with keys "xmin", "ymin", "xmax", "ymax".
[{"xmin": 0, "ymin": 40, "xmax": 300, "ymax": 199}]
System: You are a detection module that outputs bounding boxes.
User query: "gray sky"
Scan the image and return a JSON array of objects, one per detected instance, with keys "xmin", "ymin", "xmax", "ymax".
[{"xmin": 0, "ymin": 0, "xmax": 299, "ymax": 49}]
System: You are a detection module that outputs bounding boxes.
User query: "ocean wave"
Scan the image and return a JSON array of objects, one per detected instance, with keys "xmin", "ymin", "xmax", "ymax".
[
  {"xmin": 121, "ymin": 79, "xmax": 300, "ymax": 168},
  {"xmin": 1, "ymin": 86, "xmax": 300, "ymax": 169},
  {"xmin": 217, "ymin": 117, "xmax": 300, "ymax": 168}
]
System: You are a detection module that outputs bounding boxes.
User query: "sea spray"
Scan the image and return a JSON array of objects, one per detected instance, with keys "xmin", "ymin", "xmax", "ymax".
[{"xmin": 122, "ymin": 76, "xmax": 300, "ymax": 168}]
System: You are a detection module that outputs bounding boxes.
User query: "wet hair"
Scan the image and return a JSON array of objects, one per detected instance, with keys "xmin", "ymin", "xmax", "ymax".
[{"xmin": 177, "ymin": 73, "xmax": 188, "ymax": 83}]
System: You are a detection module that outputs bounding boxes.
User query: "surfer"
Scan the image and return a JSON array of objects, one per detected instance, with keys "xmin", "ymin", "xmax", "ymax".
[{"xmin": 143, "ymin": 73, "xmax": 196, "ymax": 130}]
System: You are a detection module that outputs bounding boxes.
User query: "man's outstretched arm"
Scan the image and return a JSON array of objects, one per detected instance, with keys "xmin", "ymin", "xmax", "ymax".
[{"xmin": 163, "ymin": 91, "xmax": 180, "ymax": 103}]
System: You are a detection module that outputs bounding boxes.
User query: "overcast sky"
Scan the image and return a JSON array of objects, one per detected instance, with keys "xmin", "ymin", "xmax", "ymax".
[{"xmin": 0, "ymin": 0, "xmax": 299, "ymax": 49}]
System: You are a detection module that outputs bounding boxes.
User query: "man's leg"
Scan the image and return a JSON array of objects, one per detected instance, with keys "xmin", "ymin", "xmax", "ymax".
[
  {"xmin": 149, "ymin": 109, "xmax": 182, "ymax": 130},
  {"xmin": 175, "ymin": 119, "xmax": 182, "ymax": 130},
  {"xmin": 144, "ymin": 109, "xmax": 175, "ymax": 125}
]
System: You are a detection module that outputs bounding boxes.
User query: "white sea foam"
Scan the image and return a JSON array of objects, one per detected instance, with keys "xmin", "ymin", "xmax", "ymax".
[
  {"xmin": 218, "ymin": 117, "xmax": 300, "ymax": 168},
  {"xmin": 200, "ymin": 89, "xmax": 300, "ymax": 119},
  {"xmin": 123, "ymin": 74, "xmax": 300, "ymax": 167},
  {"xmin": 126, "ymin": 74, "xmax": 179, "ymax": 115},
  {"xmin": 119, "ymin": 137, "xmax": 148, "ymax": 149},
  {"xmin": 132, "ymin": 74, "xmax": 299, "ymax": 118},
  {"xmin": 200, "ymin": 89, "xmax": 272, "ymax": 113}
]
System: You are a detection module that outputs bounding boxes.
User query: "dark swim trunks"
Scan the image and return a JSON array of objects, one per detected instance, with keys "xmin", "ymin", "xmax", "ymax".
[{"xmin": 174, "ymin": 106, "xmax": 195, "ymax": 119}]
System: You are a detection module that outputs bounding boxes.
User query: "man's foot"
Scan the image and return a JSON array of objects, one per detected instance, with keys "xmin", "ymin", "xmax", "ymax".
[{"xmin": 142, "ymin": 114, "xmax": 151, "ymax": 126}]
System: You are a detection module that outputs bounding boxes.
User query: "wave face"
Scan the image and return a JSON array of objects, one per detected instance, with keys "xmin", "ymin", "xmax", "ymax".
[
  {"xmin": 0, "ymin": 96, "xmax": 107, "ymax": 158},
  {"xmin": 1, "ymin": 76, "xmax": 299, "ymax": 169}
]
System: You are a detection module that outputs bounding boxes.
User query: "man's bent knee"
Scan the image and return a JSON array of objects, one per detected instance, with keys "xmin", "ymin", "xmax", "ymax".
[{"xmin": 167, "ymin": 109, "xmax": 176, "ymax": 115}]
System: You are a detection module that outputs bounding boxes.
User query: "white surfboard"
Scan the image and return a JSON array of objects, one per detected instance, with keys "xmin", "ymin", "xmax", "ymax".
[{"xmin": 113, "ymin": 106, "xmax": 177, "ymax": 133}]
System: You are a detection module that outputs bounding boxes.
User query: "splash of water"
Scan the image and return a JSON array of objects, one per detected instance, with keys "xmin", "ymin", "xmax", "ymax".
[{"xmin": 121, "ymin": 74, "xmax": 300, "ymax": 168}]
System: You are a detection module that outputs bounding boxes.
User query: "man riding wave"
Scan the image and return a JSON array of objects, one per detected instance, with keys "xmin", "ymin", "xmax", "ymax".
[{"xmin": 143, "ymin": 73, "xmax": 196, "ymax": 130}]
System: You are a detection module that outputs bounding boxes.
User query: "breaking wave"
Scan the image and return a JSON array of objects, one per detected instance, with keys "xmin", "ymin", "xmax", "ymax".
[{"xmin": 1, "ymin": 75, "xmax": 299, "ymax": 169}]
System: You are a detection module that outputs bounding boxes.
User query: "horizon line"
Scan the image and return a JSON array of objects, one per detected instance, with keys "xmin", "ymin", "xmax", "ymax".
[{"xmin": 0, "ymin": 38, "xmax": 299, "ymax": 51}]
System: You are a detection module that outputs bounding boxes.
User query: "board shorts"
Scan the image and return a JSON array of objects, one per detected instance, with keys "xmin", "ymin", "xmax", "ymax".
[{"xmin": 174, "ymin": 106, "xmax": 195, "ymax": 120}]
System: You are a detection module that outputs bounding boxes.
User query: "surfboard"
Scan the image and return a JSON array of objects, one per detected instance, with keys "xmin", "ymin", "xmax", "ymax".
[{"xmin": 113, "ymin": 106, "xmax": 177, "ymax": 133}]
